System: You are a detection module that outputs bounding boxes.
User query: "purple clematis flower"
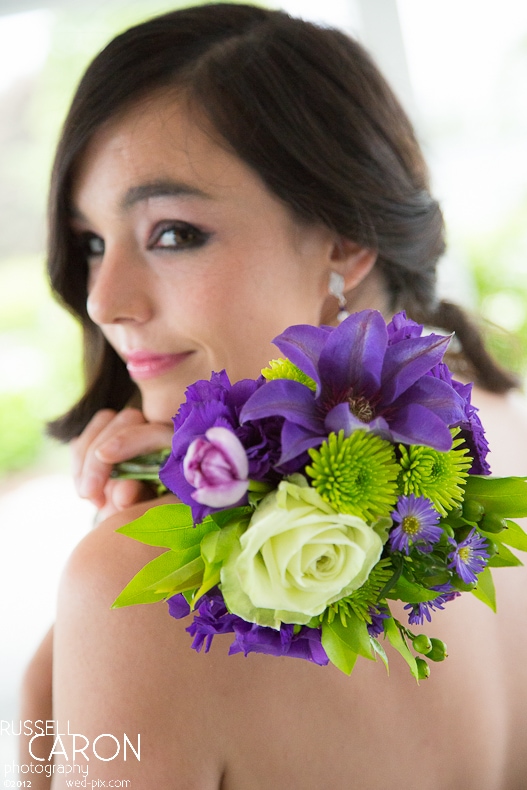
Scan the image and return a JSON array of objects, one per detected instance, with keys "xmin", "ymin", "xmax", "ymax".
[{"xmin": 240, "ymin": 310, "xmax": 467, "ymax": 464}]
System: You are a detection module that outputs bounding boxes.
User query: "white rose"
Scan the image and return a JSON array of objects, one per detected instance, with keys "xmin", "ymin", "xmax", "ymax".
[{"xmin": 220, "ymin": 475, "xmax": 385, "ymax": 628}]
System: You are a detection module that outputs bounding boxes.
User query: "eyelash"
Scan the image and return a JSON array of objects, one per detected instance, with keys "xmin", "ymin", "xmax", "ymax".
[
  {"xmin": 149, "ymin": 221, "xmax": 210, "ymax": 251},
  {"xmin": 77, "ymin": 232, "xmax": 104, "ymax": 261},
  {"xmin": 76, "ymin": 221, "xmax": 210, "ymax": 262}
]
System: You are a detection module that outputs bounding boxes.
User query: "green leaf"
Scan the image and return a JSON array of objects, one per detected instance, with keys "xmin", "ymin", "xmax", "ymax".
[
  {"xmin": 471, "ymin": 566, "xmax": 497, "ymax": 612},
  {"xmin": 339, "ymin": 610, "xmax": 375, "ymax": 659},
  {"xmin": 387, "ymin": 575, "xmax": 438, "ymax": 604},
  {"xmin": 384, "ymin": 617, "xmax": 419, "ymax": 680},
  {"xmin": 193, "ymin": 530, "xmax": 222, "ymax": 603},
  {"xmin": 193, "ymin": 521, "xmax": 247, "ymax": 604},
  {"xmin": 209, "ymin": 506, "xmax": 252, "ymax": 529},
  {"xmin": 116, "ymin": 504, "xmax": 218, "ymax": 550},
  {"xmin": 370, "ymin": 637, "xmax": 389, "ymax": 674},
  {"xmin": 321, "ymin": 620, "xmax": 359, "ymax": 675},
  {"xmin": 322, "ymin": 610, "xmax": 373, "ymax": 669},
  {"xmin": 464, "ymin": 476, "xmax": 527, "ymax": 518},
  {"xmin": 478, "ymin": 520, "xmax": 527, "ymax": 554},
  {"xmin": 112, "ymin": 551, "xmax": 204, "ymax": 608},
  {"xmin": 487, "ymin": 542, "xmax": 523, "ymax": 568},
  {"xmin": 502, "ymin": 520, "xmax": 527, "ymax": 552},
  {"xmin": 152, "ymin": 556, "xmax": 206, "ymax": 594}
]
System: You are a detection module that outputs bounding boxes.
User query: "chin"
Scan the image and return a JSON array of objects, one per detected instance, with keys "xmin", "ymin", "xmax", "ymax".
[{"xmin": 140, "ymin": 388, "xmax": 184, "ymax": 424}]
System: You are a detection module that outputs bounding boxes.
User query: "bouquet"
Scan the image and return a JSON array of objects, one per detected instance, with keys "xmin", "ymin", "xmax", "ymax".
[{"xmin": 113, "ymin": 310, "xmax": 527, "ymax": 679}]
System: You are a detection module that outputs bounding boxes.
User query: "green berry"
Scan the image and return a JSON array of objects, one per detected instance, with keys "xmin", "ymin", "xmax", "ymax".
[
  {"xmin": 480, "ymin": 513, "xmax": 507, "ymax": 534},
  {"xmin": 485, "ymin": 540, "xmax": 498, "ymax": 559},
  {"xmin": 427, "ymin": 638, "xmax": 448, "ymax": 662},
  {"xmin": 462, "ymin": 499, "xmax": 485, "ymax": 522},
  {"xmin": 415, "ymin": 658, "xmax": 430, "ymax": 679},
  {"xmin": 451, "ymin": 577, "xmax": 477, "ymax": 592},
  {"xmin": 412, "ymin": 634, "xmax": 432, "ymax": 655}
]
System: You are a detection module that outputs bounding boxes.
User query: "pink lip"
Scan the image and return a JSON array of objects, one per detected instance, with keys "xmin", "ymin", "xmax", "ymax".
[{"xmin": 125, "ymin": 351, "xmax": 192, "ymax": 380}]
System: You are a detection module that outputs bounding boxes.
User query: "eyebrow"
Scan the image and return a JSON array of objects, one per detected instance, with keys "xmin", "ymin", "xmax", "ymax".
[
  {"xmin": 70, "ymin": 179, "xmax": 212, "ymax": 220},
  {"xmin": 120, "ymin": 179, "xmax": 212, "ymax": 210}
]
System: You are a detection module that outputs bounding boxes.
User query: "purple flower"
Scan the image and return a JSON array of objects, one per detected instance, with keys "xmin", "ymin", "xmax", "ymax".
[
  {"xmin": 389, "ymin": 495, "xmax": 442, "ymax": 555},
  {"xmin": 404, "ymin": 585, "xmax": 460, "ymax": 625},
  {"xmin": 160, "ymin": 371, "xmax": 281, "ymax": 522},
  {"xmin": 240, "ymin": 310, "xmax": 467, "ymax": 465},
  {"xmin": 183, "ymin": 426, "xmax": 249, "ymax": 508},
  {"xmin": 167, "ymin": 590, "xmax": 328, "ymax": 665},
  {"xmin": 429, "ymin": 363, "xmax": 490, "ymax": 475},
  {"xmin": 386, "ymin": 311, "xmax": 424, "ymax": 344},
  {"xmin": 167, "ymin": 593, "xmax": 191, "ymax": 619},
  {"xmin": 366, "ymin": 606, "xmax": 390, "ymax": 637},
  {"xmin": 168, "ymin": 590, "xmax": 241, "ymax": 653},
  {"xmin": 448, "ymin": 529, "xmax": 489, "ymax": 585},
  {"xmin": 229, "ymin": 621, "xmax": 329, "ymax": 666}
]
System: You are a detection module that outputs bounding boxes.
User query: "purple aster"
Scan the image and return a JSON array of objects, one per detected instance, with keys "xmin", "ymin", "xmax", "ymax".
[
  {"xmin": 389, "ymin": 495, "xmax": 442, "ymax": 555},
  {"xmin": 240, "ymin": 310, "xmax": 467, "ymax": 465},
  {"xmin": 366, "ymin": 605, "xmax": 390, "ymax": 637},
  {"xmin": 429, "ymin": 362, "xmax": 490, "ymax": 475},
  {"xmin": 160, "ymin": 371, "xmax": 282, "ymax": 522},
  {"xmin": 167, "ymin": 590, "xmax": 328, "ymax": 665},
  {"xmin": 447, "ymin": 529, "xmax": 490, "ymax": 585},
  {"xmin": 404, "ymin": 585, "xmax": 460, "ymax": 626}
]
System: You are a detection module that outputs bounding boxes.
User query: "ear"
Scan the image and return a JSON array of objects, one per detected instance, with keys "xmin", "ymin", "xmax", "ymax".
[
  {"xmin": 318, "ymin": 238, "xmax": 378, "ymax": 325},
  {"xmin": 329, "ymin": 238, "xmax": 377, "ymax": 291}
]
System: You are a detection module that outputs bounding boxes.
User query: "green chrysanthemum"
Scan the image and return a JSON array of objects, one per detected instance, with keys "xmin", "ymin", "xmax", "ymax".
[
  {"xmin": 261, "ymin": 358, "xmax": 317, "ymax": 391},
  {"xmin": 319, "ymin": 558, "xmax": 393, "ymax": 625},
  {"xmin": 306, "ymin": 430, "xmax": 399, "ymax": 521},
  {"xmin": 398, "ymin": 428, "xmax": 472, "ymax": 517}
]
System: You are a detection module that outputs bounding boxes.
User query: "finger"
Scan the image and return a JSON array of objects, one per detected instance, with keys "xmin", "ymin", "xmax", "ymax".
[
  {"xmin": 111, "ymin": 479, "xmax": 157, "ymax": 510},
  {"xmin": 94, "ymin": 421, "xmax": 173, "ymax": 463},
  {"xmin": 71, "ymin": 409, "xmax": 117, "ymax": 484},
  {"xmin": 76, "ymin": 409, "xmax": 146, "ymax": 504}
]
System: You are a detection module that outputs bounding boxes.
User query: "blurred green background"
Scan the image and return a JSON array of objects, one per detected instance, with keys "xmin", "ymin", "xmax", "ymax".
[
  {"xmin": 0, "ymin": 1, "xmax": 182, "ymax": 479},
  {"xmin": 1, "ymin": 0, "xmax": 526, "ymax": 481}
]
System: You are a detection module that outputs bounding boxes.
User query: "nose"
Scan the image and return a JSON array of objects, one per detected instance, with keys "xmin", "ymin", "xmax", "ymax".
[{"xmin": 86, "ymin": 242, "xmax": 153, "ymax": 326}]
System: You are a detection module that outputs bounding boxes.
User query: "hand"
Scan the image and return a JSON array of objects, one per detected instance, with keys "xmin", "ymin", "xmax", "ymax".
[{"xmin": 71, "ymin": 408, "xmax": 173, "ymax": 519}]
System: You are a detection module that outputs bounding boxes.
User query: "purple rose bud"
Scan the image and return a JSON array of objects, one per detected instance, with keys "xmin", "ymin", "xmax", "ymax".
[{"xmin": 183, "ymin": 426, "xmax": 249, "ymax": 507}]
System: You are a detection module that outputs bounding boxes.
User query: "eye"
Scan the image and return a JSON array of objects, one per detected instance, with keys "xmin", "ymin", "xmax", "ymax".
[
  {"xmin": 76, "ymin": 232, "xmax": 105, "ymax": 261},
  {"xmin": 149, "ymin": 221, "xmax": 209, "ymax": 251}
]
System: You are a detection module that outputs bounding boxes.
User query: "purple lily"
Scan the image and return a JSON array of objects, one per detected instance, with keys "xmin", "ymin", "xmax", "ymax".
[{"xmin": 240, "ymin": 310, "xmax": 467, "ymax": 464}]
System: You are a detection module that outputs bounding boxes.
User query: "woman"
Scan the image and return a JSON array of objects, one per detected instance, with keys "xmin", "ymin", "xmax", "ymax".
[{"xmin": 21, "ymin": 5, "xmax": 527, "ymax": 788}]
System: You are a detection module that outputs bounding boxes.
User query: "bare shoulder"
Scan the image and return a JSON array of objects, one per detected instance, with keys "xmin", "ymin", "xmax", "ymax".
[
  {"xmin": 64, "ymin": 495, "xmax": 175, "ymax": 589},
  {"xmin": 471, "ymin": 386, "xmax": 527, "ymax": 475},
  {"xmin": 52, "ymin": 496, "xmax": 227, "ymax": 789}
]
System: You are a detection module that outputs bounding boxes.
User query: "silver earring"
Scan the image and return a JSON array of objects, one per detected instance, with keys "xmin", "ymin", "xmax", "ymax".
[{"xmin": 328, "ymin": 271, "xmax": 349, "ymax": 322}]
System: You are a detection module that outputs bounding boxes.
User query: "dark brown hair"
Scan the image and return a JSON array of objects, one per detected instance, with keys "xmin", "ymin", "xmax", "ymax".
[{"xmin": 47, "ymin": 3, "xmax": 517, "ymax": 441}]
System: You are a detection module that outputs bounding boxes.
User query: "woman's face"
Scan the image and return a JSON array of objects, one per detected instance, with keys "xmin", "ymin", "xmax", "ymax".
[{"xmin": 71, "ymin": 93, "xmax": 341, "ymax": 423}]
